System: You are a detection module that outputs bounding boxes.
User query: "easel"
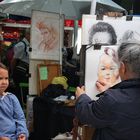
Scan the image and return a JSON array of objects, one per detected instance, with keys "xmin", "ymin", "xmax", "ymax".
[
  {"xmin": 79, "ymin": 12, "xmax": 132, "ymax": 140},
  {"xmin": 28, "ymin": 10, "xmax": 64, "ymax": 96}
]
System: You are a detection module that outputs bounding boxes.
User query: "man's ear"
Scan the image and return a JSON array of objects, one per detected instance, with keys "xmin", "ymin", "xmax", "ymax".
[
  {"xmin": 121, "ymin": 62, "xmax": 126, "ymax": 73},
  {"xmin": 119, "ymin": 62, "xmax": 126, "ymax": 76}
]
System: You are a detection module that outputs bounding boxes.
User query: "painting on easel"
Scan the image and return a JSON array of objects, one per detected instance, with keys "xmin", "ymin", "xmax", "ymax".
[{"xmin": 82, "ymin": 15, "xmax": 140, "ymax": 99}]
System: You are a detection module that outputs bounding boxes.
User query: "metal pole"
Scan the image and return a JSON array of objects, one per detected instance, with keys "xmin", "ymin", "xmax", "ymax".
[
  {"xmin": 90, "ymin": 0, "xmax": 97, "ymax": 15},
  {"xmin": 59, "ymin": 0, "xmax": 62, "ymax": 15}
]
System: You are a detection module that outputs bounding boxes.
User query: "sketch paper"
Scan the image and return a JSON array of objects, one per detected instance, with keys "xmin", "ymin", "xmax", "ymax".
[
  {"xmin": 85, "ymin": 45, "xmax": 120, "ymax": 100},
  {"xmin": 30, "ymin": 10, "xmax": 61, "ymax": 60},
  {"xmin": 82, "ymin": 15, "xmax": 140, "ymax": 45}
]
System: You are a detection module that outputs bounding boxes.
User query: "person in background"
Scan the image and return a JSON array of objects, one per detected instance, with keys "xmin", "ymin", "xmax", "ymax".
[
  {"xmin": 88, "ymin": 22, "xmax": 117, "ymax": 45},
  {"xmin": 0, "ymin": 63, "xmax": 28, "ymax": 140},
  {"xmin": 0, "ymin": 27, "xmax": 4, "ymax": 62},
  {"xmin": 0, "ymin": 27, "xmax": 3, "ymax": 43},
  {"xmin": 75, "ymin": 36, "xmax": 140, "ymax": 139},
  {"xmin": 11, "ymin": 29, "xmax": 30, "ymax": 78},
  {"xmin": 62, "ymin": 47, "xmax": 80, "ymax": 91},
  {"xmin": 11, "ymin": 29, "xmax": 30, "ymax": 107}
]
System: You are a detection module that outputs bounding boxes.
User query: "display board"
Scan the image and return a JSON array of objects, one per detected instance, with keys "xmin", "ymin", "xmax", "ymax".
[
  {"xmin": 29, "ymin": 59, "xmax": 46, "ymax": 95},
  {"xmin": 82, "ymin": 15, "xmax": 140, "ymax": 100},
  {"xmin": 37, "ymin": 63, "xmax": 60, "ymax": 96},
  {"xmin": 29, "ymin": 60, "xmax": 60, "ymax": 96},
  {"xmin": 30, "ymin": 10, "xmax": 64, "ymax": 61}
]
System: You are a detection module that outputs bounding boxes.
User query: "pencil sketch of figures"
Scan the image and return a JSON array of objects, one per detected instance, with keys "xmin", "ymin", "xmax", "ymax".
[{"xmin": 120, "ymin": 30, "xmax": 140, "ymax": 43}]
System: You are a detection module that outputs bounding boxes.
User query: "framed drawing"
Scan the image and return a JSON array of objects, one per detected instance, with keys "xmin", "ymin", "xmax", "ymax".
[
  {"xmin": 82, "ymin": 15, "xmax": 140, "ymax": 99},
  {"xmin": 30, "ymin": 10, "xmax": 64, "ymax": 61}
]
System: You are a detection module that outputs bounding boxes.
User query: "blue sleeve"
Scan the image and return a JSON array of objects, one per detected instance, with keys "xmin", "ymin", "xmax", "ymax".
[
  {"xmin": 11, "ymin": 94, "xmax": 29, "ymax": 138},
  {"xmin": 75, "ymin": 93, "xmax": 116, "ymax": 128}
]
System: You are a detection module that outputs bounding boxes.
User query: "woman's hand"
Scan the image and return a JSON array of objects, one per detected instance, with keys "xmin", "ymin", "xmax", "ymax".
[
  {"xmin": 96, "ymin": 80, "xmax": 111, "ymax": 93},
  {"xmin": 75, "ymin": 86, "xmax": 85, "ymax": 99}
]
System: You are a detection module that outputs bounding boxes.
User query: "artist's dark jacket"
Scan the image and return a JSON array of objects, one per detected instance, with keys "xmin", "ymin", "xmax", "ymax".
[{"xmin": 75, "ymin": 79, "xmax": 140, "ymax": 140}]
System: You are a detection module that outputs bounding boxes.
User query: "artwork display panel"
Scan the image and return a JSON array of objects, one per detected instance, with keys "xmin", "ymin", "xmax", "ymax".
[
  {"xmin": 30, "ymin": 10, "xmax": 63, "ymax": 61},
  {"xmin": 85, "ymin": 45, "xmax": 120, "ymax": 100},
  {"xmin": 82, "ymin": 15, "xmax": 140, "ymax": 99}
]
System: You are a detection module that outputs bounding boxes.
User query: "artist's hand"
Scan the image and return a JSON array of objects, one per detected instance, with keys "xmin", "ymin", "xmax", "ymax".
[
  {"xmin": 0, "ymin": 137, "xmax": 10, "ymax": 140},
  {"xmin": 96, "ymin": 80, "xmax": 111, "ymax": 93},
  {"xmin": 18, "ymin": 134, "xmax": 26, "ymax": 140},
  {"xmin": 76, "ymin": 86, "xmax": 85, "ymax": 99}
]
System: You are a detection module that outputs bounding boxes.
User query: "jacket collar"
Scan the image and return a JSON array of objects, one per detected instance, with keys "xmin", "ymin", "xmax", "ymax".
[{"xmin": 112, "ymin": 78, "xmax": 140, "ymax": 89}]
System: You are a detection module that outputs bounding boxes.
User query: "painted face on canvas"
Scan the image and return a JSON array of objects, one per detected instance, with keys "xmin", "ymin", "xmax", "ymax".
[
  {"xmin": 98, "ymin": 54, "xmax": 119, "ymax": 86},
  {"xmin": 0, "ymin": 67, "xmax": 9, "ymax": 95}
]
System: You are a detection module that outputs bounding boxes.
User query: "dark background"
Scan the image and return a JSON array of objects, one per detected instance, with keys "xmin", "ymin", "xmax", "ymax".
[{"xmin": 113, "ymin": 0, "xmax": 140, "ymax": 15}]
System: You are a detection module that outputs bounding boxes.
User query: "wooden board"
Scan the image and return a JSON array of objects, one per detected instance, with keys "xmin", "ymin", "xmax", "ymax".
[
  {"xmin": 29, "ymin": 59, "xmax": 46, "ymax": 95},
  {"xmin": 37, "ymin": 63, "xmax": 60, "ymax": 96}
]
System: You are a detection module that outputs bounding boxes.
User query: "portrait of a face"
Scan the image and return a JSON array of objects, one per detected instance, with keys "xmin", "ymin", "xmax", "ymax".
[
  {"xmin": 89, "ymin": 22, "xmax": 117, "ymax": 45},
  {"xmin": 30, "ymin": 10, "xmax": 63, "ymax": 61},
  {"xmin": 97, "ymin": 51, "xmax": 120, "ymax": 87},
  {"xmin": 36, "ymin": 21, "xmax": 58, "ymax": 52},
  {"xmin": 88, "ymin": 22, "xmax": 119, "ymax": 87}
]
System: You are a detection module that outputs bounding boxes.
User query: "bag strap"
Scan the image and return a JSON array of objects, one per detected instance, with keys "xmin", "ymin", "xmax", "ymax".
[{"xmin": 20, "ymin": 40, "xmax": 28, "ymax": 56}]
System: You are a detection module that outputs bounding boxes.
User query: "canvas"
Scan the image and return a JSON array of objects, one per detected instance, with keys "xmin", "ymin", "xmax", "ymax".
[{"xmin": 30, "ymin": 10, "xmax": 64, "ymax": 61}]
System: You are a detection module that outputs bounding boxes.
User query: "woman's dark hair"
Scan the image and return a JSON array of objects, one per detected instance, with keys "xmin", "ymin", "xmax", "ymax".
[{"xmin": 89, "ymin": 22, "xmax": 117, "ymax": 45}]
